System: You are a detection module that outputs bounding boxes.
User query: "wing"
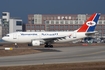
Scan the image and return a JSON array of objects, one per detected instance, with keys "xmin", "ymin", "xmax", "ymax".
[
  {"xmin": 43, "ymin": 36, "xmax": 66, "ymax": 40},
  {"xmin": 42, "ymin": 36, "xmax": 66, "ymax": 43}
]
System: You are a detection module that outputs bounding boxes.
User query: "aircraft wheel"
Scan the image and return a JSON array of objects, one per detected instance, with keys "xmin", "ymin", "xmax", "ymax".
[
  {"xmin": 44, "ymin": 45, "xmax": 48, "ymax": 48},
  {"xmin": 44, "ymin": 45, "xmax": 53, "ymax": 48},
  {"xmin": 50, "ymin": 45, "xmax": 53, "ymax": 48}
]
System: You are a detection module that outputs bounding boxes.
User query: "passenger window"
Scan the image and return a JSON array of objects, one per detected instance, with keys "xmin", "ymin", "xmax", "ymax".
[{"xmin": 5, "ymin": 35, "xmax": 9, "ymax": 37}]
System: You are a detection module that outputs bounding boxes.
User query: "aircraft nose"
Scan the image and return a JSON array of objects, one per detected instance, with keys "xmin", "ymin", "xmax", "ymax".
[
  {"xmin": 2, "ymin": 37, "xmax": 6, "ymax": 41},
  {"xmin": 2, "ymin": 37, "xmax": 5, "ymax": 40}
]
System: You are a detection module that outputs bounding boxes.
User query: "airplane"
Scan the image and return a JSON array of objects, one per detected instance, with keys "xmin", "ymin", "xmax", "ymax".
[{"xmin": 2, "ymin": 13, "xmax": 100, "ymax": 48}]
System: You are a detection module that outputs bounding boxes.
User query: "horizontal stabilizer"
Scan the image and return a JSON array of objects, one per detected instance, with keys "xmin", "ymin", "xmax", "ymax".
[{"xmin": 85, "ymin": 31, "xmax": 98, "ymax": 36}]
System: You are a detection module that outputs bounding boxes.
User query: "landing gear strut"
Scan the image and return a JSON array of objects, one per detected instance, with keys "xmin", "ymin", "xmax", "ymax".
[
  {"xmin": 44, "ymin": 43, "xmax": 53, "ymax": 48},
  {"xmin": 15, "ymin": 43, "xmax": 18, "ymax": 48}
]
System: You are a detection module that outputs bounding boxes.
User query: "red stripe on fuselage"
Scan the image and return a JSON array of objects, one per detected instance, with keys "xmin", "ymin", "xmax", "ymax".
[{"xmin": 77, "ymin": 13, "xmax": 96, "ymax": 32}]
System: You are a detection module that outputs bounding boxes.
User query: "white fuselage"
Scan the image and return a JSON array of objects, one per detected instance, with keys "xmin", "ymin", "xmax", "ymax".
[{"xmin": 2, "ymin": 31, "xmax": 87, "ymax": 44}]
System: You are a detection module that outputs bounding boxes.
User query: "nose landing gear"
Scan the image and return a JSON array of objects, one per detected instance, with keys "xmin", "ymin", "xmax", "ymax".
[{"xmin": 15, "ymin": 43, "xmax": 18, "ymax": 48}]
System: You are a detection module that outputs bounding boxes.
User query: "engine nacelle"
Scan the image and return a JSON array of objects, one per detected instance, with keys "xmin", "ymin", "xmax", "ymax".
[{"xmin": 32, "ymin": 40, "xmax": 40, "ymax": 46}]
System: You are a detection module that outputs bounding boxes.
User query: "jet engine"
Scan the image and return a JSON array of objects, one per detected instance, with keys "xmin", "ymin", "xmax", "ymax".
[{"xmin": 32, "ymin": 40, "xmax": 40, "ymax": 46}]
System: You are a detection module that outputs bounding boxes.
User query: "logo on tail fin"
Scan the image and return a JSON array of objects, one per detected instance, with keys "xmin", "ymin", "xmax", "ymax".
[{"xmin": 86, "ymin": 21, "xmax": 96, "ymax": 26}]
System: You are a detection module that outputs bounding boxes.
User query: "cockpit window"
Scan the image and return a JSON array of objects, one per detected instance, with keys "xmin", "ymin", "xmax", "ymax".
[{"xmin": 5, "ymin": 35, "xmax": 9, "ymax": 37}]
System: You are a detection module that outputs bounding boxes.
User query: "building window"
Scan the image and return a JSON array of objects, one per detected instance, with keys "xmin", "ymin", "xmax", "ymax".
[
  {"xmin": 31, "ymin": 20, "xmax": 34, "ymax": 24},
  {"xmin": 35, "ymin": 25, "xmax": 40, "ymax": 30},
  {"xmin": 60, "ymin": 20, "xmax": 64, "ymax": 24},
  {"xmin": 73, "ymin": 25, "xmax": 78, "ymax": 29},
  {"xmin": 58, "ymin": 16, "xmax": 60, "ymax": 19},
  {"xmin": 60, "ymin": 26, "xmax": 63, "ymax": 29},
  {"xmin": 34, "ymin": 19, "xmax": 37, "ymax": 23},
  {"xmin": 102, "ymin": 26, "xmax": 105, "ymax": 29},
  {"xmin": 65, "ymin": 16, "xmax": 67, "ymax": 19},
  {"xmin": 2, "ymin": 13, "xmax": 7, "ymax": 16},
  {"xmin": 16, "ymin": 30, "xmax": 22, "ymax": 32},
  {"xmin": 55, "ymin": 26, "xmax": 58, "ymax": 29},
  {"xmin": 51, "ymin": 21, "xmax": 54, "ymax": 24},
  {"xmin": 97, "ymin": 26, "xmax": 102, "ymax": 29},
  {"xmin": 56, "ymin": 20, "xmax": 59, "ymax": 24},
  {"xmin": 45, "ymin": 20, "xmax": 49, "ymax": 24},
  {"xmin": 99, "ymin": 21, "xmax": 102, "ymax": 24},
  {"xmin": 64, "ymin": 26, "xmax": 68, "ymax": 29},
  {"xmin": 103, "ymin": 21, "xmax": 105, "ymax": 24},
  {"xmin": 16, "ymin": 21, "xmax": 22, "ymax": 26},
  {"xmin": 41, "ymin": 26, "xmax": 44, "ymax": 29},
  {"xmin": 65, "ymin": 20, "xmax": 68, "ymax": 24},
  {"xmin": 70, "ymin": 21, "xmax": 73, "ymax": 24},
  {"xmin": 2, "ymin": 19, "xmax": 7, "ymax": 21},
  {"xmin": 2, "ymin": 19, "xmax": 8, "ymax": 24},
  {"xmin": 78, "ymin": 20, "xmax": 84, "ymax": 24},
  {"xmin": 69, "ymin": 16, "xmax": 71, "ymax": 19},
  {"xmin": 69, "ymin": 25, "xmax": 73, "ymax": 29},
  {"xmin": 50, "ymin": 26, "xmax": 54, "ymax": 29},
  {"xmin": 32, "ymin": 26, "xmax": 34, "ymax": 28},
  {"xmin": 27, "ymin": 25, "xmax": 30, "ymax": 29},
  {"xmin": 75, "ymin": 20, "xmax": 78, "ymax": 24},
  {"xmin": 61, "ymin": 16, "xmax": 64, "ymax": 19},
  {"xmin": 98, "ymin": 30, "xmax": 102, "ymax": 33}
]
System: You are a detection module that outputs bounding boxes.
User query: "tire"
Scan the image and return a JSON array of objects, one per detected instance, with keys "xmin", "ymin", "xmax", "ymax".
[
  {"xmin": 44, "ymin": 45, "xmax": 48, "ymax": 48},
  {"xmin": 28, "ymin": 44, "xmax": 32, "ymax": 46},
  {"xmin": 50, "ymin": 45, "xmax": 53, "ymax": 48},
  {"xmin": 44, "ymin": 45, "xmax": 53, "ymax": 48}
]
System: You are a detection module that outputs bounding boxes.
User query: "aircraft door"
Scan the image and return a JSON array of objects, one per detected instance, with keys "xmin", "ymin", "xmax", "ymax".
[
  {"xmin": 39, "ymin": 33, "xmax": 41, "ymax": 38},
  {"xmin": 73, "ymin": 32, "xmax": 77, "ymax": 38},
  {"xmin": 13, "ymin": 33, "xmax": 18, "ymax": 41}
]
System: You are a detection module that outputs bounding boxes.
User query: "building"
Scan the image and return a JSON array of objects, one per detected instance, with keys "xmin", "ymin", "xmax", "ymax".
[
  {"xmin": 0, "ymin": 24, "xmax": 2, "ymax": 38},
  {"xmin": 0, "ymin": 12, "xmax": 23, "ymax": 38},
  {"xmin": 9, "ymin": 18, "xmax": 23, "ymax": 33},
  {"xmin": 0, "ymin": 19, "xmax": 2, "ymax": 38},
  {"xmin": 1, "ymin": 12, "xmax": 10, "ymax": 37},
  {"xmin": 26, "ymin": 13, "xmax": 105, "ymax": 38}
]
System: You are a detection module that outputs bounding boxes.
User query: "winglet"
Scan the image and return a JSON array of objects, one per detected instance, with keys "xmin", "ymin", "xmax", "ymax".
[{"xmin": 77, "ymin": 13, "xmax": 100, "ymax": 32}]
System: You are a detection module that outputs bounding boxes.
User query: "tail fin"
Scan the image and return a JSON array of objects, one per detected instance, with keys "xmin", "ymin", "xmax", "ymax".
[{"xmin": 77, "ymin": 13, "xmax": 100, "ymax": 32}]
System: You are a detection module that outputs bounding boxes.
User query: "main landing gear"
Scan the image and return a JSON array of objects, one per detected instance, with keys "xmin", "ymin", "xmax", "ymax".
[{"xmin": 44, "ymin": 43, "xmax": 53, "ymax": 48}]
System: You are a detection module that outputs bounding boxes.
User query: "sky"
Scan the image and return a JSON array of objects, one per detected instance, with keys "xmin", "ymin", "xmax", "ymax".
[{"xmin": 0, "ymin": 0, "xmax": 105, "ymax": 23}]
